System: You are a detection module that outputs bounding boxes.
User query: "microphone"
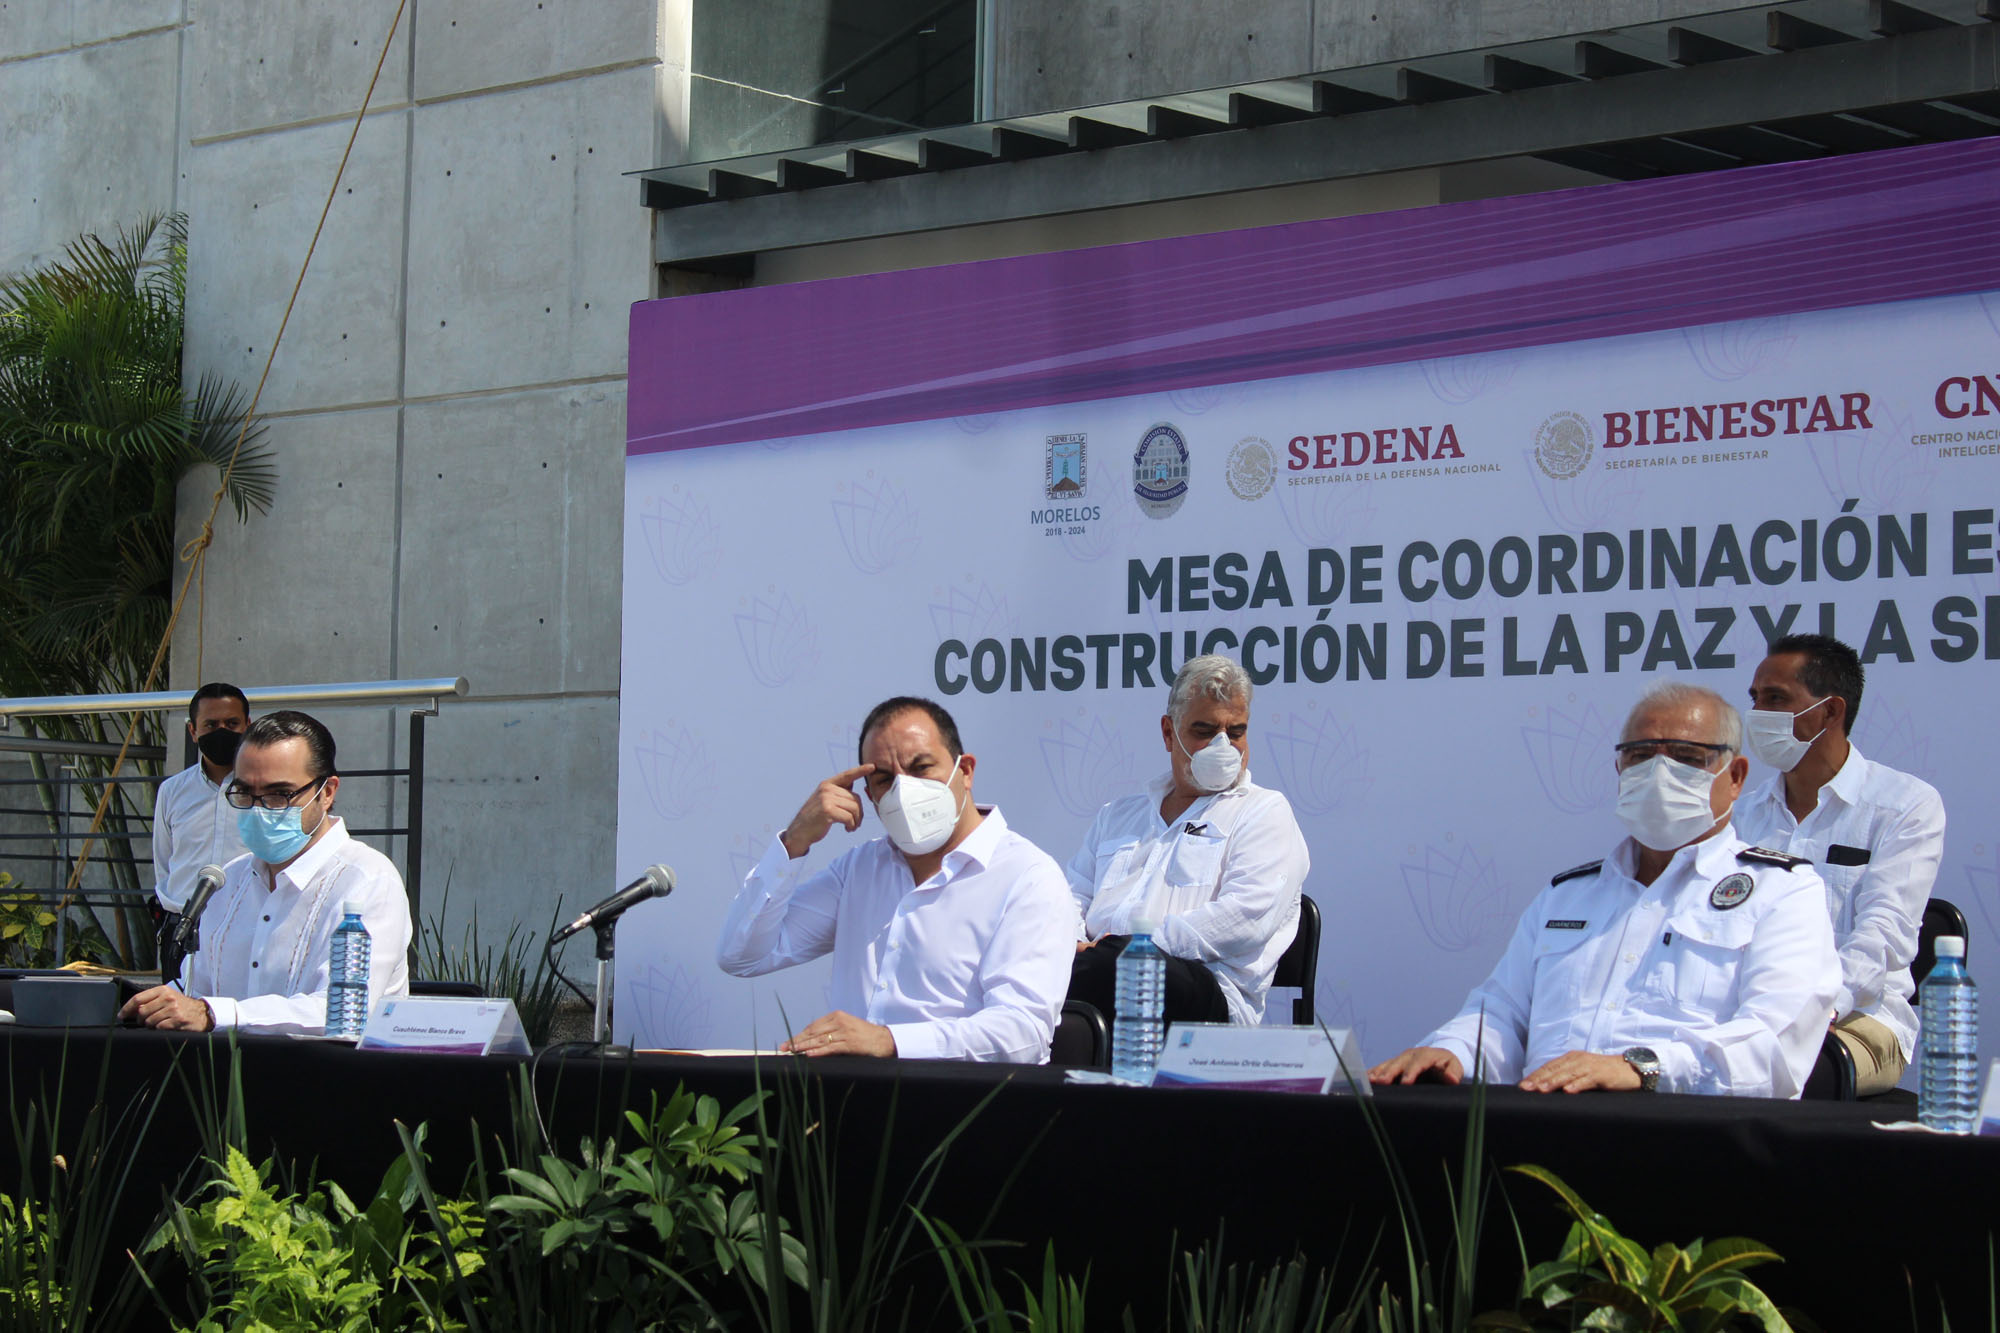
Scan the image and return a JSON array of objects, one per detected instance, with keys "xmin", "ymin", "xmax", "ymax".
[
  {"xmin": 173, "ymin": 864, "xmax": 228, "ymax": 954},
  {"xmin": 551, "ymin": 865, "xmax": 674, "ymax": 944}
]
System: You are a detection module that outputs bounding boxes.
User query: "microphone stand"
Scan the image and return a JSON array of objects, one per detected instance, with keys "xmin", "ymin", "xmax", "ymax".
[{"xmin": 589, "ymin": 918, "xmax": 631, "ymax": 1058}]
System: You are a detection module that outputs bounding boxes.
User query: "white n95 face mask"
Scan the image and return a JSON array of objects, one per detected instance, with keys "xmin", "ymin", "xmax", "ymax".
[
  {"xmin": 875, "ymin": 767, "xmax": 965, "ymax": 855},
  {"xmin": 1745, "ymin": 696, "xmax": 1829, "ymax": 772},
  {"xmin": 1179, "ymin": 731, "xmax": 1243, "ymax": 793},
  {"xmin": 1615, "ymin": 755, "xmax": 1729, "ymax": 852}
]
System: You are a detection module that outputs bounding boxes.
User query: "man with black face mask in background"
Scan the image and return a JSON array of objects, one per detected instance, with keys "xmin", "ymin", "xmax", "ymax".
[
  {"xmin": 151, "ymin": 682, "xmax": 251, "ymax": 976},
  {"xmin": 715, "ymin": 696, "xmax": 1079, "ymax": 1063}
]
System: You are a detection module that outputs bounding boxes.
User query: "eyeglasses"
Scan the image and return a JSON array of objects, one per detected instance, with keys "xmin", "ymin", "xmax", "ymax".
[
  {"xmin": 224, "ymin": 775, "xmax": 328, "ymax": 811},
  {"xmin": 1613, "ymin": 739, "xmax": 1735, "ymax": 770}
]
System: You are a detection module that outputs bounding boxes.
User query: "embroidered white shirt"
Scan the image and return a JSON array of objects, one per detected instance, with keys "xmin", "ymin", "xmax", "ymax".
[
  {"xmin": 181, "ymin": 817, "xmax": 411, "ymax": 1033},
  {"xmin": 1425, "ymin": 827, "xmax": 1838, "ymax": 1098},
  {"xmin": 151, "ymin": 763, "xmax": 250, "ymax": 913},
  {"xmin": 715, "ymin": 807, "xmax": 1079, "ymax": 1063},
  {"xmin": 1063, "ymin": 769, "xmax": 1308, "ymax": 1024},
  {"xmin": 1734, "ymin": 745, "xmax": 1945, "ymax": 1061}
]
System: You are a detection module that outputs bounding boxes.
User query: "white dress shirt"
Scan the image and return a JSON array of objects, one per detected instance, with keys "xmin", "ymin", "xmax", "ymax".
[
  {"xmin": 715, "ymin": 807, "xmax": 1079, "ymax": 1063},
  {"xmin": 151, "ymin": 762, "xmax": 250, "ymax": 913},
  {"xmin": 181, "ymin": 817, "xmax": 412, "ymax": 1033},
  {"xmin": 1425, "ymin": 827, "xmax": 1839, "ymax": 1098},
  {"xmin": 1064, "ymin": 769, "xmax": 1308, "ymax": 1024},
  {"xmin": 1734, "ymin": 745, "xmax": 1945, "ymax": 1061}
]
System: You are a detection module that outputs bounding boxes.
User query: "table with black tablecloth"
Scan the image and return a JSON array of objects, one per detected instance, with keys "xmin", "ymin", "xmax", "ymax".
[{"xmin": 4, "ymin": 1025, "xmax": 1993, "ymax": 1329}]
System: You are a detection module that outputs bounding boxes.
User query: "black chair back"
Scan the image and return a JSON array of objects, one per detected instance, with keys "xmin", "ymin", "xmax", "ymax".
[
  {"xmin": 1912, "ymin": 897, "xmax": 1969, "ymax": 1002},
  {"xmin": 1802, "ymin": 1028, "xmax": 1857, "ymax": 1101},
  {"xmin": 1052, "ymin": 998, "xmax": 1108, "ymax": 1068},
  {"xmin": 1271, "ymin": 893, "xmax": 1321, "ymax": 1026}
]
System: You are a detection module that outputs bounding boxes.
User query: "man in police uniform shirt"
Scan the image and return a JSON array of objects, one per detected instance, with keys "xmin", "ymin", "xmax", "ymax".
[
  {"xmin": 716, "ymin": 696, "xmax": 1078, "ymax": 1063},
  {"xmin": 1734, "ymin": 634, "xmax": 1944, "ymax": 1095},
  {"xmin": 120, "ymin": 711, "xmax": 411, "ymax": 1034},
  {"xmin": 1064, "ymin": 655, "xmax": 1309, "ymax": 1026},
  {"xmin": 1370, "ymin": 681, "xmax": 1838, "ymax": 1098}
]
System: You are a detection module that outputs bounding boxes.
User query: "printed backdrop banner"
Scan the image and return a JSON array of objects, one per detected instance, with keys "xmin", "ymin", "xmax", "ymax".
[{"xmin": 617, "ymin": 137, "xmax": 2000, "ymax": 1076}]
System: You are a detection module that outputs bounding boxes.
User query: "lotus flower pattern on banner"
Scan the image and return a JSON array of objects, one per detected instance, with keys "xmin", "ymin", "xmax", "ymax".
[
  {"xmin": 633, "ymin": 727, "xmax": 717, "ymax": 822},
  {"xmin": 640, "ymin": 492, "xmax": 722, "ymax": 587},
  {"xmin": 1803, "ymin": 404, "xmax": 1938, "ymax": 515},
  {"xmin": 1523, "ymin": 442, "xmax": 1642, "ymax": 534},
  {"xmin": 1520, "ymin": 701, "xmax": 1617, "ymax": 815},
  {"xmin": 625, "ymin": 961, "xmax": 715, "ymax": 1049},
  {"xmin": 1401, "ymin": 838, "xmax": 1513, "ymax": 953},
  {"xmin": 830, "ymin": 476, "xmax": 920, "ymax": 574},
  {"xmin": 1854, "ymin": 702, "xmax": 1936, "ymax": 786},
  {"xmin": 1061, "ymin": 493, "xmax": 1143, "ymax": 563},
  {"xmin": 928, "ymin": 579, "xmax": 1018, "ymax": 644},
  {"xmin": 1682, "ymin": 316, "xmax": 1796, "ymax": 381},
  {"xmin": 1277, "ymin": 468, "xmax": 1378, "ymax": 547},
  {"xmin": 823, "ymin": 725, "xmax": 862, "ymax": 775},
  {"xmin": 728, "ymin": 826, "xmax": 784, "ymax": 885},
  {"xmin": 735, "ymin": 592, "xmax": 819, "ymax": 687},
  {"xmin": 1259, "ymin": 709, "xmax": 1371, "ymax": 818},
  {"xmin": 1965, "ymin": 841, "xmax": 2000, "ymax": 944},
  {"xmin": 952, "ymin": 414, "xmax": 1001, "ymax": 435},
  {"xmin": 1168, "ymin": 383, "xmax": 1234, "ymax": 415},
  {"xmin": 1309, "ymin": 979, "xmax": 1365, "ymax": 1054},
  {"xmin": 1419, "ymin": 350, "xmax": 1521, "ymax": 404},
  {"xmin": 1039, "ymin": 715, "xmax": 1142, "ymax": 819}
]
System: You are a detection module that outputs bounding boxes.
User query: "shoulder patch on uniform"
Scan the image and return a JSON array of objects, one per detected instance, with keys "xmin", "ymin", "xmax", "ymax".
[
  {"xmin": 1550, "ymin": 860, "xmax": 1603, "ymax": 886},
  {"xmin": 1738, "ymin": 846, "xmax": 1810, "ymax": 870},
  {"xmin": 1709, "ymin": 872, "xmax": 1755, "ymax": 910}
]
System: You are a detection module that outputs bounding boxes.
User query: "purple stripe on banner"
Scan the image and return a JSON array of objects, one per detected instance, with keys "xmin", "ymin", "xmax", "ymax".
[{"xmin": 628, "ymin": 137, "xmax": 2000, "ymax": 457}]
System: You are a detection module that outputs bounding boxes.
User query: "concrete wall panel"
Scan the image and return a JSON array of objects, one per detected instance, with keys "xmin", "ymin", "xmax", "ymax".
[
  {"xmin": 0, "ymin": 1, "xmax": 181, "ymax": 60},
  {"xmin": 167, "ymin": 406, "xmax": 400, "ymax": 690},
  {"xmin": 1310, "ymin": 0, "xmax": 1760, "ymax": 69},
  {"xmin": 396, "ymin": 384, "xmax": 625, "ymax": 697},
  {"xmin": 400, "ymin": 695, "xmax": 619, "ymax": 945},
  {"xmin": 0, "ymin": 29, "xmax": 181, "ymax": 274},
  {"xmin": 185, "ymin": 0, "xmax": 409, "ymax": 141},
  {"xmin": 995, "ymin": 0, "xmax": 1312, "ymax": 118},
  {"xmin": 414, "ymin": 0, "xmax": 659, "ymax": 101},
  {"xmin": 402, "ymin": 65, "xmax": 654, "ymax": 398},
  {"xmin": 180, "ymin": 113, "xmax": 407, "ymax": 415}
]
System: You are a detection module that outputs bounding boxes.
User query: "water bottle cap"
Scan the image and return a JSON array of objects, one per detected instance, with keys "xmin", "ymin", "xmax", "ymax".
[
  {"xmin": 1129, "ymin": 916, "xmax": 1156, "ymax": 935},
  {"xmin": 1936, "ymin": 935, "xmax": 1966, "ymax": 959},
  {"xmin": 341, "ymin": 900, "xmax": 364, "ymax": 916}
]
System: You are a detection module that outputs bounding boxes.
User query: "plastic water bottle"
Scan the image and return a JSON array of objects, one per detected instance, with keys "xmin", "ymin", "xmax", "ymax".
[
  {"xmin": 324, "ymin": 901, "xmax": 372, "ymax": 1038},
  {"xmin": 1919, "ymin": 936, "xmax": 1979, "ymax": 1133},
  {"xmin": 1111, "ymin": 919, "xmax": 1167, "ymax": 1084}
]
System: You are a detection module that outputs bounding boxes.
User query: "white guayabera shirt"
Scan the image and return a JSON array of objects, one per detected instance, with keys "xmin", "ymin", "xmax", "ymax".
[
  {"xmin": 181, "ymin": 817, "xmax": 412, "ymax": 1033},
  {"xmin": 150, "ymin": 763, "xmax": 250, "ymax": 913},
  {"xmin": 1734, "ymin": 745, "xmax": 1945, "ymax": 1062},
  {"xmin": 1425, "ymin": 828, "xmax": 1839, "ymax": 1098},
  {"xmin": 716, "ymin": 807, "xmax": 1079, "ymax": 1063},
  {"xmin": 1064, "ymin": 769, "xmax": 1309, "ymax": 1025}
]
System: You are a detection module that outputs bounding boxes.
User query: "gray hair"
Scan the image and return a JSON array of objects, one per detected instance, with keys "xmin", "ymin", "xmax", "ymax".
[
  {"xmin": 1168, "ymin": 654, "xmax": 1252, "ymax": 723},
  {"xmin": 1622, "ymin": 679, "xmax": 1743, "ymax": 754}
]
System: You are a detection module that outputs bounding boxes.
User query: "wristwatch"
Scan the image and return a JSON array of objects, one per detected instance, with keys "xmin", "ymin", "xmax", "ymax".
[{"xmin": 1621, "ymin": 1046, "xmax": 1662, "ymax": 1093}]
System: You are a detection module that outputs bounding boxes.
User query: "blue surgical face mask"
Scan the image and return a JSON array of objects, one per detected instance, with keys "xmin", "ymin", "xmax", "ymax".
[{"xmin": 237, "ymin": 804, "xmax": 315, "ymax": 863}]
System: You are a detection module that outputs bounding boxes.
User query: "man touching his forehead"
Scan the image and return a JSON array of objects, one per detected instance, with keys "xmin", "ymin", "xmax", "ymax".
[{"xmin": 715, "ymin": 696, "xmax": 1079, "ymax": 1062}]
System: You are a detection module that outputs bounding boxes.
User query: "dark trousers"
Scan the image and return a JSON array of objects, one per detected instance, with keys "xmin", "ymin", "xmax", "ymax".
[{"xmin": 1067, "ymin": 936, "xmax": 1230, "ymax": 1025}]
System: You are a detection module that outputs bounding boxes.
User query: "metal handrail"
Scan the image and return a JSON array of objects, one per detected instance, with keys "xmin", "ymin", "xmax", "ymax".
[{"xmin": 0, "ymin": 677, "xmax": 468, "ymax": 723}]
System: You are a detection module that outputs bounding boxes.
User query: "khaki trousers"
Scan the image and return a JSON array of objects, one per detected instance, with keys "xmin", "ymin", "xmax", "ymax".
[{"xmin": 1833, "ymin": 1012, "xmax": 1908, "ymax": 1097}]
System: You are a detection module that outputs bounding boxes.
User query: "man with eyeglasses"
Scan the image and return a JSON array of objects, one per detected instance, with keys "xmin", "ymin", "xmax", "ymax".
[
  {"xmin": 119, "ymin": 710, "xmax": 411, "ymax": 1033},
  {"xmin": 1733, "ymin": 634, "xmax": 1944, "ymax": 1096},
  {"xmin": 1370, "ymin": 680, "xmax": 1839, "ymax": 1098}
]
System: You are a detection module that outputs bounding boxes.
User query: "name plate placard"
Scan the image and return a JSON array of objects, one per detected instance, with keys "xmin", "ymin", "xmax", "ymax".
[
  {"xmin": 1152, "ymin": 1023, "xmax": 1371, "ymax": 1095},
  {"xmin": 358, "ymin": 996, "xmax": 531, "ymax": 1056}
]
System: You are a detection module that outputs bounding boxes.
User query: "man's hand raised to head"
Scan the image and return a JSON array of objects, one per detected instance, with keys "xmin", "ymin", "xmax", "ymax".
[{"xmin": 779, "ymin": 764, "xmax": 875, "ymax": 859}]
